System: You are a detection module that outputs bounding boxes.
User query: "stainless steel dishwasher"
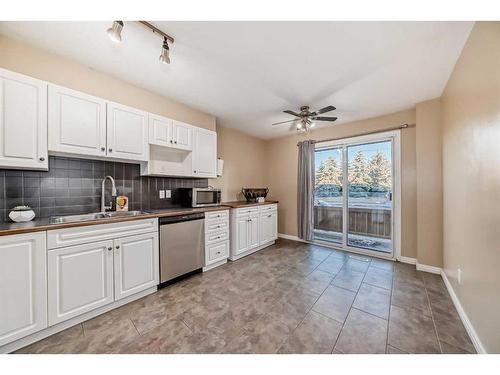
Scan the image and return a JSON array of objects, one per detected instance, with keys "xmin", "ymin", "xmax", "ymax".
[{"xmin": 159, "ymin": 212, "xmax": 205, "ymax": 287}]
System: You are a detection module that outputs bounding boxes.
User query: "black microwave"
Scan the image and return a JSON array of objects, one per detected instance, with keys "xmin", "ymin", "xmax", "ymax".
[{"xmin": 179, "ymin": 188, "xmax": 222, "ymax": 208}]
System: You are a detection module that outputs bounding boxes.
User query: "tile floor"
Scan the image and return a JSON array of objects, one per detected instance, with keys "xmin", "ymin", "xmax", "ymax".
[{"xmin": 16, "ymin": 239, "xmax": 475, "ymax": 354}]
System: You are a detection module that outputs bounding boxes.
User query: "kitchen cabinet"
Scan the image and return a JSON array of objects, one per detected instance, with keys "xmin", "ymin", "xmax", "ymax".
[
  {"xmin": 46, "ymin": 218, "xmax": 158, "ymax": 325},
  {"xmin": 114, "ymin": 232, "xmax": 159, "ymax": 301},
  {"xmin": 0, "ymin": 68, "xmax": 48, "ymax": 170},
  {"xmin": 204, "ymin": 210, "xmax": 230, "ymax": 270},
  {"xmin": 0, "ymin": 232, "xmax": 47, "ymax": 347},
  {"xmin": 47, "ymin": 240, "xmax": 114, "ymax": 325},
  {"xmin": 106, "ymin": 101, "xmax": 149, "ymax": 161},
  {"xmin": 192, "ymin": 128, "xmax": 217, "ymax": 177},
  {"xmin": 149, "ymin": 115, "xmax": 193, "ymax": 151},
  {"xmin": 172, "ymin": 120, "xmax": 193, "ymax": 151},
  {"xmin": 260, "ymin": 211, "xmax": 278, "ymax": 244},
  {"xmin": 230, "ymin": 203, "xmax": 278, "ymax": 260},
  {"xmin": 48, "ymin": 84, "xmax": 107, "ymax": 158}
]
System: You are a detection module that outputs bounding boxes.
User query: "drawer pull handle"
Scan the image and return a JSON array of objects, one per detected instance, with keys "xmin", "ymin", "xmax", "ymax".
[
  {"xmin": 39, "ymin": 157, "xmax": 45, "ymax": 162},
  {"xmin": 268, "ymin": 214, "xmax": 272, "ymax": 218},
  {"xmin": 216, "ymin": 251, "xmax": 221, "ymax": 255},
  {"xmin": 116, "ymin": 245, "xmax": 120, "ymax": 249},
  {"xmin": 108, "ymin": 148, "xmax": 113, "ymax": 152},
  {"xmin": 107, "ymin": 247, "xmax": 112, "ymax": 251}
]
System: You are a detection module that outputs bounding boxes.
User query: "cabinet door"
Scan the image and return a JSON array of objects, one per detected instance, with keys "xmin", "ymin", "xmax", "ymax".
[
  {"xmin": 0, "ymin": 232, "xmax": 47, "ymax": 346},
  {"xmin": 248, "ymin": 214, "xmax": 260, "ymax": 250},
  {"xmin": 113, "ymin": 232, "xmax": 159, "ymax": 301},
  {"xmin": 48, "ymin": 84, "xmax": 107, "ymax": 157},
  {"xmin": 149, "ymin": 113, "xmax": 173, "ymax": 147},
  {"xmin": 107, "ymin": 102, "xmax": 149, "ymax": 161},
  {"xmin": 172, "ymin": 120, "xmax": 193, "ymax": 151},
  {"xmin": 48, "ymin": 240, "xmax": 114, "ymax": 325},
  {"xmin": 192, "ymin": 128, "xmax": 217, "ymax": 177},
  {"xmin": 260, "ymin": 211, "xmax": 278, "ymax": 244},
  {"xmin": 0, "ymin": 69, "xmax": 48, "ymax": 170},
  {"xmin": 234, "ymin": 216, "xmax": 250, "ymax": 255}
]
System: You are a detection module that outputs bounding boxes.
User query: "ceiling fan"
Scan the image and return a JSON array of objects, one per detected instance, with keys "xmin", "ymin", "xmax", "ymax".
[{"xmin": 272, "ymin": 105, "xmax": 338, "ymax": 132}]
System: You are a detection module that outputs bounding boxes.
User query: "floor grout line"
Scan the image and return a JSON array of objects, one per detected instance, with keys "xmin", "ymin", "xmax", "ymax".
[{"xmin": 422, "ymin": 275, "xmax": 444, "ymax": 354}]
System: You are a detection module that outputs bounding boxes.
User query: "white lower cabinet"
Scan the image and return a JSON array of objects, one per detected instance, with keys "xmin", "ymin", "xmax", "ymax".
[
  {"xmin": 114, "ymin": 232, "xmax": 159, "ymax": 301},
  {"xmin": 48, "ymin": 240, "xmax": 114, "ymax": 325},
  {"xmin": 204, "ymin": 210, "xmax": 229, "ymax": 270},
  {"xmin": 230, "ymin": 204, "xmax": 278, "ymax": 260},
  {"xmin": 47, "ymin": 219, "xmax": 159, "ymax": 326},
  {"xmin": 0, "ymin": 232, "xmax": 47, "ymax": 347}
]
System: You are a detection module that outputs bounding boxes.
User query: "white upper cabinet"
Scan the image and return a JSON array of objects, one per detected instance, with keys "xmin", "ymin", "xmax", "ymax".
[
  {"xmin": 0, "ymin": 68, "xmax": 48, "ymax": 170},
  {"xmin": 192, "ymin": 128, "xmax": 217, "ymax": 177},
  {"xmin": 149, "ymin": 115, "xmax": 192, "ymax": 151},
  {"xmin": 149, "ymin": 113, "xmax": 173, "ymax": 147},
  {"xmin": 172, "ymin": 120, "xmax": 193, "ymax": 151},
  {"xmin": 0, "ymin": 232, "xmax": 47, "ymax": 347},
  {"xmin": 48, "ymin": 84, "xmax": 107, "ymax": 157},
  {"xmin": 106, "ymin": 102, "xmax": 149, "ymax": 161}
]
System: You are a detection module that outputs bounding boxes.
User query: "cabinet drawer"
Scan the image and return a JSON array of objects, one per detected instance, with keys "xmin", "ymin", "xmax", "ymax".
[
  {"xmin": 207, "ymin": 241, "xmax": 229, "ymax": 263},
  {"xmin": 205, "ymin": 210, "xmax": 228, "ymax": 221},
  {"xmin": 205, "ymin": 219, "xmax": 229, "ymax": 233},
  {"xmin": 259, "ymin": 204, "xmax": 277, "ymax": 213},
  {"xmin": 235, "ymin": 207, "xmax": 259, "ymax": 217},
  {"xmin": 47, "ymin": 218, "xmax": 158, "ymax": 249},
  {"xmin": 206, "ymin": 230, "xmax": 229, "ymax": 244}
]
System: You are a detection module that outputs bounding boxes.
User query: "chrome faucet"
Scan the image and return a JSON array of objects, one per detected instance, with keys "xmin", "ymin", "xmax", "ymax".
[{"xmin": 101, "ymin": 176, "xmax": 117, "ymax": 212}]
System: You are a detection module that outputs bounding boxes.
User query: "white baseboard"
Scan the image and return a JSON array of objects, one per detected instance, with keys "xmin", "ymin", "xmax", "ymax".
[
  {"xmin": 278, "ymin": 233, "xmax": 306, "ymax": 242},
  {"xmin": 416, "ymin": 262, "xmax": 442, "ymax": 274},
  {"xmin": 400, "ymin": 256, "xmax": 417, "ymax": 265},
  {"xmin": 440, "ymin": 270, "xmax": 486, "ymax": 354}
]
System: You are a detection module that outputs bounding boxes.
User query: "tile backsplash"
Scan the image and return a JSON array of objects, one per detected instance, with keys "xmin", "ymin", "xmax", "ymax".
[{"xmin": 0, "ymin": 156, "xmax": 208, "ymax": 221}]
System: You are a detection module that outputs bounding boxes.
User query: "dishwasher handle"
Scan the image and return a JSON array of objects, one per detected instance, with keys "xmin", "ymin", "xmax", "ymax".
[{"xmin": 159, "ymin": 212, "xmax": 205, "ymax": 225}]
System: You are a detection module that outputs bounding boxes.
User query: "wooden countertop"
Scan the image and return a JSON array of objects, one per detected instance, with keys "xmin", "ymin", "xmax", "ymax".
[
  {"xmin": 0, "ymin": 206, "xmax": 230, "ymax": 237},
  {"xmin": 221, "ymin": 200, "xmax": 279, "ymax": 208}
]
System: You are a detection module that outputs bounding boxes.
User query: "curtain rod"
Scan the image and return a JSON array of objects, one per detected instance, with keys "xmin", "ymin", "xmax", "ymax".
[{"xmin": 296, "ymin": 123, "xmax": 415, "ymax": 146}]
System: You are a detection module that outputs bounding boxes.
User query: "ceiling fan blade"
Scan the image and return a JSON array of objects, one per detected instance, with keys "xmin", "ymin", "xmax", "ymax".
[
  {"xmin": 311, "ymin": 116, "xmax": 338, "ymax": 122},
  {"xmin": 283, "ymin": 110, "xmax": 301, "ymax": 117},
  {"xmin": 272, "ymin": 119, "xmax": 297, "ymax": 126},
  {"xmin": 314, "ymin": 105, "xmax": 336, "ymax": 115}
]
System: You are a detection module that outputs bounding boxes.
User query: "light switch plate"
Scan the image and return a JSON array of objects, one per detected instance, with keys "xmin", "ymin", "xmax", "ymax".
[
  {"xmin": 165, "ymin": 190, "xmax": 171, "ymax": 198},
  {"xmin": 159, "ymin": 190, "xmax": 165, "ymax": 199}
]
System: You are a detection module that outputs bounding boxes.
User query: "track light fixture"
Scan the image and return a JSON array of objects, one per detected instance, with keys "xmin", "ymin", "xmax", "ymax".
[
  {"xmin": 107, "ymin": 21, "xmax": 123, "ymax": 43},
  {"xmin": 106, "ymin": 21, "xmax": 175, "ymax": 64},
  {"xmin": 159, "ymin": 37, "xmax": 170, "ymax": 64}
]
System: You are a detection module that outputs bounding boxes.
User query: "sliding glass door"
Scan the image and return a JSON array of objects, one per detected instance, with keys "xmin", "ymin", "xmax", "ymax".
[{"xmin": 313, "ymin": 132, "xmax": 398, "ymax": 258}]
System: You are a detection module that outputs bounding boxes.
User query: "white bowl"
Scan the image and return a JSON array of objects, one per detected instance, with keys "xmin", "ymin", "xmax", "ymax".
[{"xmin": 9, "ymin": 210, "xmax": 36, "ymax": 223}]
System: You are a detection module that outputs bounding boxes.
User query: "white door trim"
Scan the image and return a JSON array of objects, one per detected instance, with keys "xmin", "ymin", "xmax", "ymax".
[{"xmin": 314, "ymin": 130, "xmax": 401, "ymax": 261}]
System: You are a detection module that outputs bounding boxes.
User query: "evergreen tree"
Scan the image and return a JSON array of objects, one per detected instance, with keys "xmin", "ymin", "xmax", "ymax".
[
  {"xmin": 315, "ymin": 156, "xmax": 342, "ymax": 186},
  {"xmin": 368, "ymin": 152, "xmax": 391, "ymax": 188},
  {"xmin": 348, "ymin": 151, "xmax": 370, "ymax": 185}
]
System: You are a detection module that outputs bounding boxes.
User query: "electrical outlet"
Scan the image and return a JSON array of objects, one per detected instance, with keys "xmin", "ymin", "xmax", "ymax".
[
  {"xmin": 159, "ymin": 190, "xmax": 165, "ymax": 199},
  {"xmin": 457, "ymin": 268, "xmax": 463, "ymax": 285},
  {"xmin": 165, "ymin": 190, "xmax": 171, "ymax": 198}
]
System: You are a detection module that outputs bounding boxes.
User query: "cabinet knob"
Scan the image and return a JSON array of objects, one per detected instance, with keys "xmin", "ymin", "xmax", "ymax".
[
  {"xmin": 108, "ymin": 148, "xmax": 113, "ymax": 152},
  {"xmin": 116, "ymin": 245, "xmax": 120, "ymax": 249},
  {"xmin": 216, "ymin": 251, "xmax": 221, "ymax": 255},
  {"xmin": 39, "ymin": 157, "xmax": 45, "ymax": 162},
  {"xmin": 170, "ymin": 140, "xmax": 173, "ymax": 143},
  {"xmin": 194, "ymin": 170, "xmax": 197, "ymax": 173},
  {"xmin": 101, "ymin": 147, "xmax": 106, "ymax": 152},
  {"xmin": 107, "ymin": 247, "xmax": 112, "ymax": 251},
  {"xmin": 174, "ymin": 141, "xmax": 177, "ymax": 144}
]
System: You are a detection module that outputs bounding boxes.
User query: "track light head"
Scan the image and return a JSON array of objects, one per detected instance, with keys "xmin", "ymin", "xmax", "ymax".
[
  {"xmin": 107, "ymin": 21, "xmax": 123, "ymax": 43},
  {"xmin": 159, "ymin": 37, "xmax": 170, "ymax": 64}
]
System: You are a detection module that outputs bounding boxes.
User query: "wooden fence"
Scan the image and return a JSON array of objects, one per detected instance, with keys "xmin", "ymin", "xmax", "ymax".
[{"xmin": 314, "ymin": 205, "xmax": 391, "ymax": 239}]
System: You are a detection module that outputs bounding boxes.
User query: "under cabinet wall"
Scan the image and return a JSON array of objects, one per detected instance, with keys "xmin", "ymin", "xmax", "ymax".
[{"xmin": 0, "ymin": 155, "xmax": 208, "ymax": 221}]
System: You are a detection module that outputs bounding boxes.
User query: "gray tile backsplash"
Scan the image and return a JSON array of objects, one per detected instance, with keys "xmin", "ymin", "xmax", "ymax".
[{"xmin": 0, "ymin": 156, "xmax": 208, "ymax": 221}]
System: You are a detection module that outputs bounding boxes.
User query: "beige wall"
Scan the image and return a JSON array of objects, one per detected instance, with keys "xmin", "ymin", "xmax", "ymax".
[
  {"xmin": 441, "ymin": 22, "xmax": 500, "ymax": 353},
  {"xmin": 415, "ymin": 99, "xmax": 443, "ymax": 267},
  {"xmin": 265, "ymin": 109, "xmax": 418, "ymax": 258},
  {"xmin": 0, "ymin": 35, "xmax": 216, "ymax": 131},
  {"xmin": 209, "ymin": 125, "xmax": 267, "ymax": 202}
]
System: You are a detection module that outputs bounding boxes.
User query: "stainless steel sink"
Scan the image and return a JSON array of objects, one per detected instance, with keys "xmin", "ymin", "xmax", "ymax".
[{"xmin": 49, "ymin": 211, "xmax": 144, "ymax": 224}]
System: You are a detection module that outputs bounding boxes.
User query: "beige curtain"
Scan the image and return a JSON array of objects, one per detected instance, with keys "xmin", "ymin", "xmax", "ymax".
[{"xmin": 297, "ymin": 140, "xmax": 315, "ymax": 241}]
